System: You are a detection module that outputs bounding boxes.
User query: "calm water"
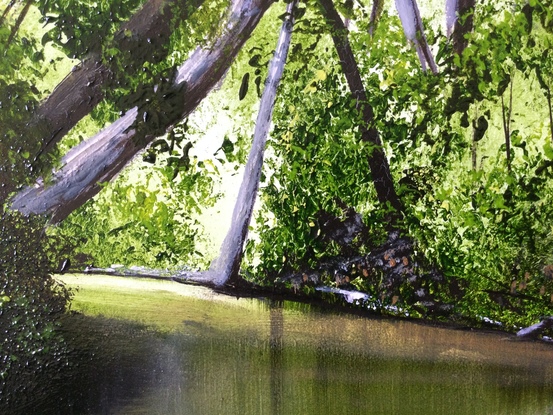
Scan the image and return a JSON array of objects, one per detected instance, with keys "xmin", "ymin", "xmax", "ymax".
[{"xmin": 24, "ymin": 275, "xmax": 553, "ymax": 414}]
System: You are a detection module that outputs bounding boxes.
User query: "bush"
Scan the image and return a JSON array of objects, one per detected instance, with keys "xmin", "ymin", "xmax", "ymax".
[{"xmin": 0, "ymin": 212, "xmax": 71, "ymax": 412}]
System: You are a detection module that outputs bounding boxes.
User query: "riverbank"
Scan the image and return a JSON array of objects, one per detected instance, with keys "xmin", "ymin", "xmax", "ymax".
[{"xmin": 57, "ymin": 273, "xmax": 272, "ymax": 333}]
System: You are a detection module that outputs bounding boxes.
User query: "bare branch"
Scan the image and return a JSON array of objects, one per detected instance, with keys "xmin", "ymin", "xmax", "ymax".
[{"xmin": 5, "ymin": 0, "xmax": 32, "ymax": 48}]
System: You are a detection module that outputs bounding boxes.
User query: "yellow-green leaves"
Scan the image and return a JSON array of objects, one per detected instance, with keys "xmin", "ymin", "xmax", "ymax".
[
  {"xmin": 544, "ymin": 140, "xmax": 553, "ymax": 160},
  {"xmin": 303, "ymin": 69, "xmax": 327, "ymax": 93}
]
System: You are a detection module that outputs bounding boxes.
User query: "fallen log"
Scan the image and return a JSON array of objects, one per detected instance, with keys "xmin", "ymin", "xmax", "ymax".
[{"xmin": 517, "ymin": 316, "xmax": 553, "ymax": 340}]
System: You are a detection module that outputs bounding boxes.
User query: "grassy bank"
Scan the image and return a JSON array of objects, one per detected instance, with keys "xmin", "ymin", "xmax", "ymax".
[{"xmin": 57, "ymin": 274, "xmax": 272, "ymax": 334}]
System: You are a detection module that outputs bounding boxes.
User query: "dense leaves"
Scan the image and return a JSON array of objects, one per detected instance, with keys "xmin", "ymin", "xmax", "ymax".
[
  {"xmin": 242, "ymin": 1, "xmax": 553, "ymax": 329},
  {"xmin": 0, "ymin": 213, "xmax": 71, "ymax": 411},
  {"xmin": 51, "ymin": 120, "xmax": 220, "ymax": 269}
]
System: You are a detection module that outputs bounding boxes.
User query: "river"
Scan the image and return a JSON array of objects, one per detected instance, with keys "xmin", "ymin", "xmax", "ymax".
[{"xmin": 30, "ymin": 274, "xmax": 553, "ymax": 414}]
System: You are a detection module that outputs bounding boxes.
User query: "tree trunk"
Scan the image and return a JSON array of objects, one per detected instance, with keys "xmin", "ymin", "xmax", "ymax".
[
  {"xmin": 501, "ymin": 78, "xmax": 514, "ymax": 172},
  {"xmin": 10, "ymin": 0, "xmax": 274, "ymax": 222},
  {"xmin": 318, "ymin": 0, "xmax": 403, "ymax": 219},
  {"xmin": 368, "ymin": 0, "xmax": 384, "ymax": 37},
  {"xmin": 446, "ymin": 0, "xmax": 475, "ymax": 55},
  {"xmin": 30, "ymin": 0, "xmax": 205, "ymax": 164},
  {"xmin": 204, "ymin": 0, "xmax": 298, "ymax": 286},
  {"xmin": 395, "ymin": 0, "xmax": 438, "ymax": 74}
]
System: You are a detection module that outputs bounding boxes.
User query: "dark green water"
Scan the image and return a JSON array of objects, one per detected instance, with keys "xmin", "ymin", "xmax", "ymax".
[{"xmin": 16, "ymin": 277, "xmax": 553, "ymax": 414}]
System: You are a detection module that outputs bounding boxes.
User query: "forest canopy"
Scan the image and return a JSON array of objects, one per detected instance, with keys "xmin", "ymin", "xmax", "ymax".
[{"xmin": 2, "ymin": 0, "xmax": 553, "ymax": 333}]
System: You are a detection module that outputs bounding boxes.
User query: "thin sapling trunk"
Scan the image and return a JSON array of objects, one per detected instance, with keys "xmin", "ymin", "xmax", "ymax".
[{"xmin": 200, "ymin": 0, "xmax": 299, "ymax": 285}]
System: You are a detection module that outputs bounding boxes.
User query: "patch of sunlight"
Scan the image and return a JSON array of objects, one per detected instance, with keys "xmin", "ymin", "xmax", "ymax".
[{"xmin": 58, "ymin": 274, "xmax": 271, "ymax": 334}]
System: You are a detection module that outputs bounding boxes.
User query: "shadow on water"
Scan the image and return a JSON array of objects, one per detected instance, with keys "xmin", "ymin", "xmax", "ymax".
[{"xmin": 14, "ymin": 276, "xmax": 553, "ymax": 415}]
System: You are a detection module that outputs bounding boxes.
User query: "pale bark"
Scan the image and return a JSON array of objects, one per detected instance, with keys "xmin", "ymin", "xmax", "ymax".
[
  {"xmin": 395, "ymin": 0, "xmax": 438, "ymax": 74},
  {"xmin": 31, "ymin": 0, "xmax": 204, "ymax": 162},
  {"xmin": 445, "ymin": 0, "xmax": 457, "ymax": 37},
  {"xmin": 202, "ymin": 0, "xmax": 299, "ymax": 286},
  {"xmin": 10, "ymin": 0, "xmax": 274, "ymax": 222},
  {"xmin": 517, "ymin": 316, "xmax": 553, "ymax": 339},
  {"xmin": 12, "ymin": 108, "xmax": 140, "ymax": 222},
  {"xmin": 446, "ymin": 0, "xmax": 475, "ymax": 55}
]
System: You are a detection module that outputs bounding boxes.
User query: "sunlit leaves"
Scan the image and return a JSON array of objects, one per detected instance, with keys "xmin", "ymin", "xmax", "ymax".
[
  {"xmin": 543, "ymin": 141, "xmax": 553, "ymax": 159},
  {"xmin": 53, "ymin": 155, "xmax": 217, "ymax": 269},
  {"xmin": 37, "ymin": 0, "xmax": 144, "ymax": 58},
  {"xmin": 4, "ymin": 0, "xmax": 553, "ymax": 331}
]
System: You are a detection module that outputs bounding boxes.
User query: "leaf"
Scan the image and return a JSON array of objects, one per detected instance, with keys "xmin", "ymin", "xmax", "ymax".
[
  {"xmin": 248, "ymin": 54, "xmax": 262, "ymax": 67},
  {"xmin": 492, "ymin": 195, "xmax": 505, "ymax": 209},
  {"xmin": 303, "ymin": 82, "xmax": 317, "ymax": 93},
  {"xmin": 255, "ymin": 76, "xmax": 262, "ymax": 97},
  {"xmin": 239, "ymin": 72, "xmax": 249, "ymax": 100},
  {"xmin": 544, "ymin": 141, "xmax": 553, "ymax": 160},
  {"xmin": 277, "ymin": 12, "xmax": 291, "ymax": 21},
  {"xmin": 136, "ymin": 191, "xmax": 146, "ymax": 205},
  {"xmin": 314, "ymin": 69, "xmax": 326, "ymax": 81},
  {"xmin": 294, "ymin": 6, "xmax": 306, "ymax": 20}
]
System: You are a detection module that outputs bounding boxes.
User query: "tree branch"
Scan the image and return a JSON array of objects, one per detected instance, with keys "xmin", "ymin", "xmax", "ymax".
[
  {"xmin": 10, "ymin": 0, "xmax": 274, "ymax": 222},
  {"xmin": 31, "ymin": 0, "xmax": 205, "ymax": 162},
  {"xmin": 5, "ymin": 0, "xmax": 32, "ymax": 48},
  {"xmin": 318, "ymin": 0, "xmax": 403, "ymax": 218},
  {"xmin": 446, "ymin": 0, "xmax": 475, "ymax": 55},
  {"xmin": 368, "ymin": 0, "xmax": 384, "ymax": 37},
  {"xmin": 395, "ymin": 0, "xmax": 438, "ymax": 74}
]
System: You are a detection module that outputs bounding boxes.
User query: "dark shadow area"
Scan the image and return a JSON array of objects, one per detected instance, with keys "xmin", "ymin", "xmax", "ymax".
[{"xmin": 5, "ymin": 313, "xmax": 183, "ymax": 415}]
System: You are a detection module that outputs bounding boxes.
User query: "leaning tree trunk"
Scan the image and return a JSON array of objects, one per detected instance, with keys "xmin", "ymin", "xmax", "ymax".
[
  {"xmin": 10, "ymin": 0, "xmax": 274, "ymax": 223},
  {"xmin": 30, "ymin": 0, "xmax": 205, "ymax": 165},
  {"xmin": 395, "ymin": 0, "xmax": 438, "ymax": 74},
  {"xmin": 1, "ymin": 0, "xmax": 204, "ymax": 206},
  {"xmin": 446, "ymin": 0, "xmax": 475, "ymax": 55},
  {"xmin": 203, "ymin": 0, "xmax": 299, "ymax": 286},
  {"xmin": 318, "ymin": 0, "xmax": 403, "ymax": 219}
]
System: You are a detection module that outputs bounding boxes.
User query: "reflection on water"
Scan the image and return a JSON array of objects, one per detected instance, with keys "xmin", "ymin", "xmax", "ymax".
[{"xmin": 23, "ymin": 276, "xmax": 553, "ymax": 414}]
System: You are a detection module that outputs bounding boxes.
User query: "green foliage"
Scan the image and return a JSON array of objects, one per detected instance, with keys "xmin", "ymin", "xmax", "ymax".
[
  {"xmin": 5, "ymin": 0, "xmax": 553, "ymax": 335},
  {"xmin": 0, "ymin": 213, "xmax": 71, "ymax": 410},
  {"xmin": 37, "ymin": 0, "xmax": 145, "ymax": 59},
  {"xmin": 52, "ymin": 141, "xmax": 220, "ymax": 269},
  {"xmin": 246, "ymin": 7, "xmax": 451, "ymax": 278},
  {"xmin": 0, "ymin": 12, "xmax": 50, "ymax": 194},
  {"xmin": 407, "ymin": 150, "xmax": 553, "ymax": 328},
  {"xmin": 0, "ymin": 9, "xmax": 74, "ymax": 410},
  {"xmin": 245, "ymin": 56, "xmax": 387, "ymax": 280},
  {"xmin": 243, "ymin": 2, "xmax": 553, "ymax": 330}
]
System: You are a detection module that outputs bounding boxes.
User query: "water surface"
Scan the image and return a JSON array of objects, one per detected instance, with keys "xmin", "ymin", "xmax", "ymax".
[{"xmin": 43, "ymin": 275, "xmax": 553, "ymax": 414}]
